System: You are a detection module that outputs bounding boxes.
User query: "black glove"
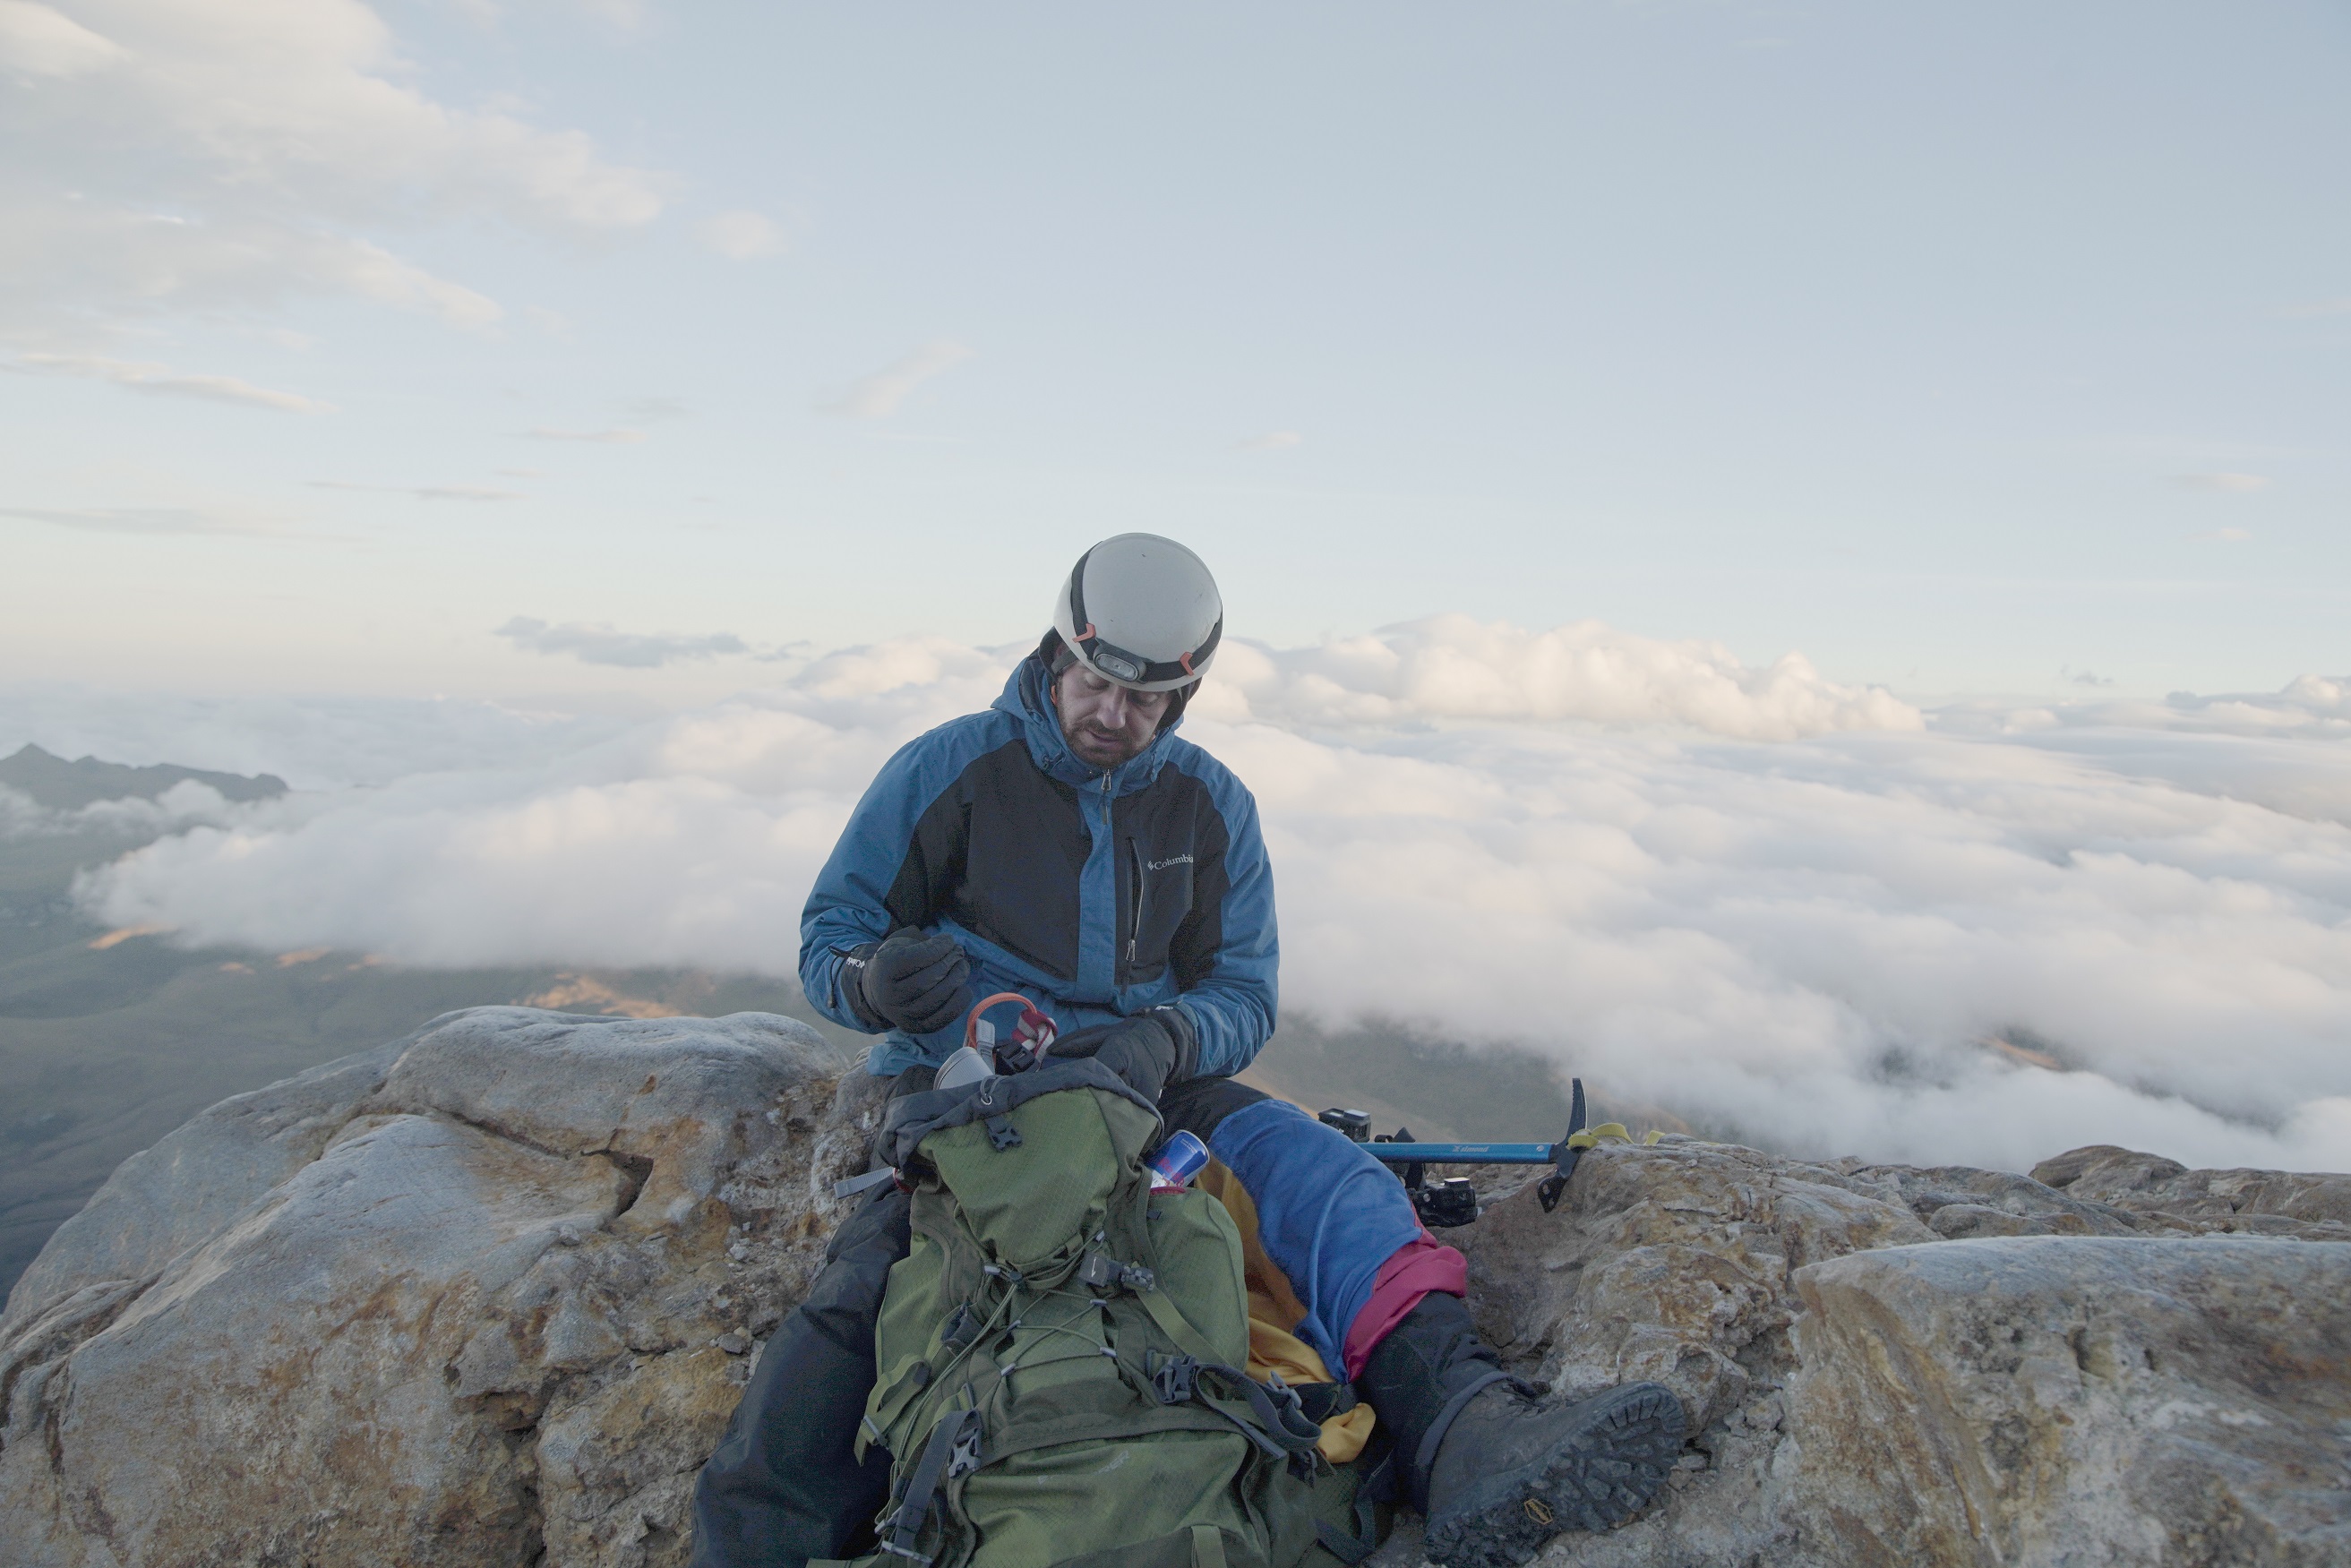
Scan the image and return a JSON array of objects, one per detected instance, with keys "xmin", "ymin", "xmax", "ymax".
[
  {"xmin": 1059, "ymin": 1007, "xmax": 1199, "ymax": 1101},
  {"xmin": 853, "ymin": 929, "xmax": 970, "ymax": 1036}
]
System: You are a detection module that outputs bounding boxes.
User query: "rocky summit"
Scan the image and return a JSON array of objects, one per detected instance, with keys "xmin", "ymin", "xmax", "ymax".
[{"xmin": 3, "ymin": 1011, "xmax": 2347, "ymax": 1568}]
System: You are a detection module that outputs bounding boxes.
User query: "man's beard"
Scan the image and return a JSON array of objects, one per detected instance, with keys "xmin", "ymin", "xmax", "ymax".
[{"xmin": 1062, "ymin": 718, "xmax": 1147, "ymax": 767}]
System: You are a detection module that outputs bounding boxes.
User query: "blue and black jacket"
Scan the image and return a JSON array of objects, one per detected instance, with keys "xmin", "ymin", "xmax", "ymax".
[{"xmin": 800, "ymin": 654, "xmax": 1279, "ymax": 1077}]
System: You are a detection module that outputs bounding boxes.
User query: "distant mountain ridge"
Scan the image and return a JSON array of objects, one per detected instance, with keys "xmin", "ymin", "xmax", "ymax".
[{"xmin": 0, "ymin": 743, "xmax": 287, "ymax": 811}]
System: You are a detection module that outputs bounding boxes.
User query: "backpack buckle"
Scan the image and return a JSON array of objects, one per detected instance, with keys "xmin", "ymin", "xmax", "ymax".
[
  {"xmin": 1259, "ymin": 1373, "xmax": 1311, "ymax": 1431},
  {"xmin": 878, "ymin": 1408, "xmax": 986, "ymax": 1565},
  {"xmin": 944, "ymin": 1421, "xmax": 984, "ymax": 1480},
  {"xmin": 1151, "ymin": 1353, "xmax": 1201, "ymax": 1405},
  {"xmin": 940, "ymin": 1304, "xmax": 982, "ymax": 1352}
]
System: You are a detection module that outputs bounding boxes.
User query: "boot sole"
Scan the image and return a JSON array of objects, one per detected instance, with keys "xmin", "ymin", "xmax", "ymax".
[{"xmin": 1422, "ymin": 1382, "xmax": 1686, "ymax": 1568}]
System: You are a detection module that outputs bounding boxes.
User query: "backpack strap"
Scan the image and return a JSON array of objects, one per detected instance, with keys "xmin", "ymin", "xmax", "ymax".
[
  {"xmin": 1128, "ymin": 1266, "xmax": 1239, "ymax": 1369},
  {"xmin": 879, "ymin": 1058, "xmax": 1158, "ymax": 1170},
  {"xmin": 1291, "ymin": 1382, "xmax": 1358, "ymax": 1425},
  {"xmin": 876, "ymin": 1407, "xmax": 984, "ymax": 1564},
  {"xmin": 1146, "ymin": 1353, "xmax": 1326, "ymax": 1460},
  {"xmin": 834, "ymin": 1167, "xmax": 900, "ymax": 1201},
  {"xmin": 1313, "ymin": 1439, "xmax": 1395, "ymax": 1565}
]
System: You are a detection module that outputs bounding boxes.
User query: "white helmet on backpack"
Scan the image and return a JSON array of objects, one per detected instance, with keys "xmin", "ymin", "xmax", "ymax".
[{"xmin": 1050, "ymin": 534, "xmax": 1223, "ymax": 693}]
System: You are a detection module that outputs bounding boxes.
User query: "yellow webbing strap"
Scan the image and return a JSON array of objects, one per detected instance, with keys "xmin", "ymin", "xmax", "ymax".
[{"xmin": 1564, "ymin": 1123, "xmax": 1665, "ymax": 1149}]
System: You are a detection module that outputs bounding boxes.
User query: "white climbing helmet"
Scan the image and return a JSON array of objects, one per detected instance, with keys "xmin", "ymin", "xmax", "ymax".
[{"xmin": 1050, "ymin": 534, "xmax": 1223, "ymax": 692}]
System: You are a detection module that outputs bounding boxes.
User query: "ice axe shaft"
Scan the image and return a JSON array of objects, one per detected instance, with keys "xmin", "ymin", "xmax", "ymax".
[
  {"xmin": 1360, "ymin": 1143, "xmax": 1558, "ymax": 1164},
  {"xmin": 1320, "ymin": 1077, "xmax": 1595, "ymax": 1219}
]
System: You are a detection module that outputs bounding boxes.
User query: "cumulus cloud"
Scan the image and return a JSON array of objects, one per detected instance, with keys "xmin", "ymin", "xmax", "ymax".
[
  {"xmin": 63, "ymin": 621, "xmax": 2351, "ymax": 1175},
  {"xmin": 2172, "ymin": 472, "xmax": 2269, "ymax": 493},
  {"xmin": 1190, "ymin": 615, "xmax": 1922, "ymax": 741},
  {"xmin": 697, "ymin": 210, "xmax": 784, "ymax": 261},
  {"xmin": 1224, "ymin": 717, "xmax": 2351, "ymax": 1175},
  {"xmin": 820, "ymin": 339, "xmax": 972, "ymax": 419},
  {"xmin": 0, "ymin": 0, "xmax": 661, "ymax": 343},
  {"xmin": 0, "ymin": 688, "xmax": 629, "ymax": 788},
  {"xmin": 10, "ymin": 351, "xmax": 331, "ymax": 412},
  {"xmin": 1937, "ymin": 673, "xmax": 2351, "ymax": 745},
  {"xmin": 495, "ymin": 616, "xmax": 751, "ymax": 668},
  {"xmin": 0, "ymin": 776, "xmax": 255, "ymax": 839}
]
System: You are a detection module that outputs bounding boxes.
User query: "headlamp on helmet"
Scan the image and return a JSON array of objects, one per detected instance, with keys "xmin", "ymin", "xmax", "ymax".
[{"xmin": 1049, "ymin": 534, "xmax": 1223, "ymax": 694}]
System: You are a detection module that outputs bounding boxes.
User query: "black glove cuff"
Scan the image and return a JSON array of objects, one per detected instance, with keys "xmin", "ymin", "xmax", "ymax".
[
  {"xmin": 838, "ymin": 942, "xmax": 888, "ymax": 1032},
  {"xmin": 1146, "ymin": 1005, "xmax": 1199, "ymax": 1083}
]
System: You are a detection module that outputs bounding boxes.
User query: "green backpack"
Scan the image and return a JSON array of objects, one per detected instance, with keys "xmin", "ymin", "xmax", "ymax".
[{"xmin": 819, "ymin": 1059, "xmax": 1386, "ymax": 1568}]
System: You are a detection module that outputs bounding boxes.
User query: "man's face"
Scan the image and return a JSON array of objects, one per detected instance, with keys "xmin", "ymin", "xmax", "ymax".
[{"xmin": 1053, "ymin": 664, "xmax": 1172, "ymax": 768}]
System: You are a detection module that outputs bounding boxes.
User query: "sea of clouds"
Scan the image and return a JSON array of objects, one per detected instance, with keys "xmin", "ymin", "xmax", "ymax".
[{"xmin": 9, "ymin": 615, "xmax": 2350, "ymax": 1175}]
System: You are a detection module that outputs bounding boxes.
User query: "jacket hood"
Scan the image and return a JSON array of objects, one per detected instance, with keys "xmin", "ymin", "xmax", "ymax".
[{"xmin": 991, "ymin": 655, "xmax": 1180, "ymax": 793}]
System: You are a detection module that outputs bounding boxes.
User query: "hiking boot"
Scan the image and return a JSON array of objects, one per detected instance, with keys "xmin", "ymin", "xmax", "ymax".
[
  {"xmin": 1421, "ymin": 1379, "xmax": 1684, "ymax": 1568},
  {"xmin": 1357, "ymin": 1290, "xmax": 1685, "ymax": 1568}
]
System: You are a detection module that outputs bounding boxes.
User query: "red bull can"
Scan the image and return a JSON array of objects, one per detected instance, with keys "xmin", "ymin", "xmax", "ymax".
[{"xmin": 1146, "ymin": 1130, "xmax": 1210, "ymax": 1193}]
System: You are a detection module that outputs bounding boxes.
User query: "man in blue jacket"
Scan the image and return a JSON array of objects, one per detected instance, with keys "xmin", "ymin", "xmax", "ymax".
[{"xmin": 690, "ymin": 535, "xmax": 1681, "ymax": 1568}]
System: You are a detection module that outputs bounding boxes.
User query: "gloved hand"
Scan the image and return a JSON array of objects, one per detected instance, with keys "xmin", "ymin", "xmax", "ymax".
[
  {"xmin": 854, "ymin": 929, "xmax": 970, "ymax": 1036},
  {"xmin": 1058, "ymin": 1007, "xmax": 1199, "ymax": 1101}
]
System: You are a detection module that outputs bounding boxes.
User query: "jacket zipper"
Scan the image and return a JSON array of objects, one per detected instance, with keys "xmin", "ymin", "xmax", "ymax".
[
  {"xmin": 1104, "ymin": 769, "xmax": 1131, "ymax": 981},
  {"xmin": 1126, "ymin": 839, "xmax": 1145, "ymax": 968}
]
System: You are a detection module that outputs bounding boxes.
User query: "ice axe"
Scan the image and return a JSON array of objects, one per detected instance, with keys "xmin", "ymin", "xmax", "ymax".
[{"xmin": 1319, "ymin": 1079, "xmax": 1651, "ymax": 1228}]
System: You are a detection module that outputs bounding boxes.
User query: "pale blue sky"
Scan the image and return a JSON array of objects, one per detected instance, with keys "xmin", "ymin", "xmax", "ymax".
[{"xmin": 5, "ymin": 0, "xmax": 2346, "ymax": 708}]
